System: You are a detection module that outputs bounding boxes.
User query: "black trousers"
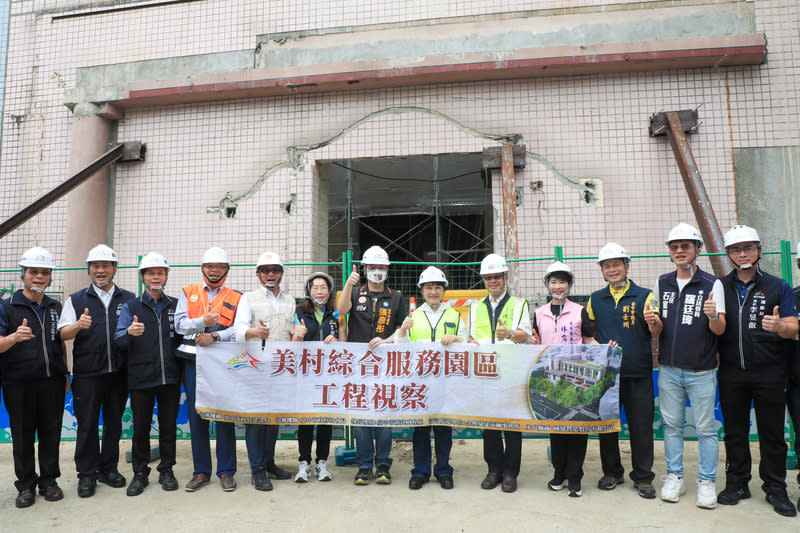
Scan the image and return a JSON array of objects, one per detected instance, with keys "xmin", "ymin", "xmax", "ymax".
[
  {"xmin": 482, "ymin": 429, "xmax": 522, "ymax": 477},
  {"xmin": 550, "ymin": 433, "xmax": 588, "ymax": 484},
  {"xmin": 130, "ymin": 384, "xmax": 180, "ymax": 476},
  {"xmin": 719, "ymin": 368, "xmax": 787, "ymax": 493},
  {"xmin": 599, "ymin": 375, "xmax": 655, "ymax": 484},
  {"xmin": 72, "ymin": 372, "xmax": 128, "ymax": 478},
  {"xmin": 298, "ymin": 425, "xmax": 332, "ymax": 463},
  {"xmin": 786, "ymin": 359, "xmax": 800, "ymax": 459},
  {"xmin": 4, "ymin": 376, "xmax": 66, "ymax": 491}
]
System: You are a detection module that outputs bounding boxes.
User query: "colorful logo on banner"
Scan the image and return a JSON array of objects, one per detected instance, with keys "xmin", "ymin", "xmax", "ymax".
[{"xmin": 227, "ymin": 351, "xmax": 263, "ymax": 370}]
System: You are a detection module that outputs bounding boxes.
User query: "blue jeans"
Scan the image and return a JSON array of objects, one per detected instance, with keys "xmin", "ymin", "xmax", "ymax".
[
  {"xmin": 244, "ymin": 424, "xmax": 279, "ymax": 472},
  {"xmin": 411, "ymin": 426, "xmax": 453, "ymax": 479},
  {"xmin": 658, "ymin": 365, "xmax": 718, "ymax": 481},
  {"xmin": 354, "ymin": 426, "xmax": 393, "ymax": 469},
  {"xmin": 184, "ymin": 360, "xmax": 237, "ymax": 477}
]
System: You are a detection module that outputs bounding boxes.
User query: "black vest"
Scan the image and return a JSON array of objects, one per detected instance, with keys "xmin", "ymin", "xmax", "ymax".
[
  {"xmin": 70, "ymin": 285, "xmax": 135, "ymax": 376},
  {"xmin": 1, "ymin": 291, "xmax": 67, "ymax": 385},
  {"xmin": 347, "ymin": 286, "xmax": 405, "ymax": 343},
  {"xmin": 657, "ymin": 268, "xmax": 719, "ymax": 371},
  {"xmin": 719, "ymin": 268, "xmax": 794, "ymax": 376}
]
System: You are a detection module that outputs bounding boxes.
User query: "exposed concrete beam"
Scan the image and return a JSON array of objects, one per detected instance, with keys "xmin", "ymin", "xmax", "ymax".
[{"xmin": 65, "ymin": 2, "xmax": 765, "ymax": 109}]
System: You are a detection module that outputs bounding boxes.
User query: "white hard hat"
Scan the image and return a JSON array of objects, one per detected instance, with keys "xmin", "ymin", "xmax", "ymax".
[
  {"xmin": 480, "ymin": 253, "xmax": 509, "ymax": 275},
  {"xmin": 417, "ymin": 266, "xmax": 448, "ymax": 288},
  {"xmin": 666, "ymin": 223, "xmax": 703, "ymax": 248},
  {"xmin": 597, "ymin": 242, "xmax": 631, "ymax": 264},
  {"xmin": 139, "ymin": 252, "xmax": 170, "ymax": 271},
  {"xmin": 86, "ymin": 244, "xmax": 118, "ymax": 263},
  {"xmin": 305, "ymin": 272, "xmax": 334, "ymax": 297},
  {"xmin": 361, "ymin": 245, "xmax": 390, "ymax": 266},
  {"xmin": 257, "ymin": 252, "xmax": 284, "ymax": 268},
  {"xmin": 543, "ymin": 261, "xmax": 574, "ymax": 287},
  {"xmin": 723, "ymin": 225, "xmax": 760, "ymax": 248},
  {"xmin": 19, "ymin": 247, "xmax": 55, "ymax": 268},
  {"xmin": 202, "ymin": 247, "xmax": 229, "ymax": 265}
]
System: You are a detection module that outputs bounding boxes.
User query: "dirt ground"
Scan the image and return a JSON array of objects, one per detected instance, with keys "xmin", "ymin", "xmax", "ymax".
[{"xmin": 0, "ymin": 437, "xmax": 797, "ymax": 532}]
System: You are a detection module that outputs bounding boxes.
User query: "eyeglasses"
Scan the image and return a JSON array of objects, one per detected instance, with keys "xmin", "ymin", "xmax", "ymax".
[
  {"xmin": 483, "ymin": 274, "xmax": 504, "ymax": 281},
  {"xmin": 669, "ymin": 242, "xmax": 694, "ymax": 252},
  {"xmin": 258, "ymin": 267, "xmax": 283, "ymax": 274},
  {"xmin": 728, "ymin": 245, "xmax": 758, "ymax": 254}
]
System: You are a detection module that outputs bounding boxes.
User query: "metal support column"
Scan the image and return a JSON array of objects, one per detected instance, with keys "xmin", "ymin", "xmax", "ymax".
[
  {"xmin": 649, "ymin": 110, "xmax": 726, "ymax": 276},
  {"xmin": 501, "ymin": 146, "xmax": 520, "ymax": 293}
]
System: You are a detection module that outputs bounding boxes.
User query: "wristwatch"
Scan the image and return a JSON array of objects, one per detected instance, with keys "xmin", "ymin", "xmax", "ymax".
[{"xmin": 211, "ymin": 332, "xmax": 220, "ymax": 342}]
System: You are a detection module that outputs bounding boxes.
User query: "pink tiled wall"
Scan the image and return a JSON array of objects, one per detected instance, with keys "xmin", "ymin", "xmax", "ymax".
[{"xmin": 1, "ymin": 0, "xmax": 798, "ymax": 300}]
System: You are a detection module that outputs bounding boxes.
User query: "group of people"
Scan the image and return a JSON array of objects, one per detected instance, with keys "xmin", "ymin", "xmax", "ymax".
[{"xmin": 0, "ymin": 223, "xmax": 798, "ymax": 519}]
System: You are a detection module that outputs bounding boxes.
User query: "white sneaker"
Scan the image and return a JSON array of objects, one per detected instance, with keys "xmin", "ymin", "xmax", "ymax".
[
  {"xmin": 294, "ymin": 461, "xmax": 310, "ymax": 483},
  {"xmin": 696, "ymin": 479, "xmax": 717, "ymax": 509},
  {"xmin": 315, "ymin": 460, "xmax": 332, "ymax": 482},
  {"xmin": 660, "ymin": 473, "xmax": 686, "ymax": 503}
]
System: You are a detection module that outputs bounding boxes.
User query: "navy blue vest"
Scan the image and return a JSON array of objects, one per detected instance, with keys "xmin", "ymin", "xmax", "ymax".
[
  {"xmin": 70, "ymin": 285, "xmax": 135, "ymax": 376},
  {"xmin": 296, "ymin": 305, "xmax": 339, "ymax": 342},
  {"xmin": 590, "ymin": 281, "xmax": 653, "ymax": 378},
  {"xmin": 656, "ymin": 268, "xmax": 719, "ymax": 371},
  {"xmin": 1, "ymin": 291, "xmax": 67, "ymax": 384},
  {"xmin": 115, "ymin": 294, "xmax": 181, "ymax": 390},
  {"xmin": 719, "ymin": 268, "xmax": 794, "ymax": 376}
]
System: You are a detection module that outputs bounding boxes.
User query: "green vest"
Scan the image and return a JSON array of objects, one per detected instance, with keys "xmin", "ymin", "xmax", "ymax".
[
  {"xmin": 469, "ymin": 295, "xmax": 526, "ymax": 344},
  {"xmin": 408, "ymin": 307, "xmax": 461, "ymax": 342}
]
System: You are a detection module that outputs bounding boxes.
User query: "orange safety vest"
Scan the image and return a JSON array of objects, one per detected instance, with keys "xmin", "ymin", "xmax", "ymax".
[{"xmin": 183, "ymin": 284, "xmax": 242, "ymax": 327}]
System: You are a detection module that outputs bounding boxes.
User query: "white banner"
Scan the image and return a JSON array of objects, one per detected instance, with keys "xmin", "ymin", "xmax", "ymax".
[{"xmin": 196, "ymin": 341, "xmax": 621, "ymax": 434}]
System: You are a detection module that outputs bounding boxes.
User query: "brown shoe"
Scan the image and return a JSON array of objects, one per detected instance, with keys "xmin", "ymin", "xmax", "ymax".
[
  {"xmin": 502, "ymin": 475, "xmax": 517, "ymax": 493},
  {"xmin": 220, "ymin": 474, "xmax": 237, "ymax": 492},
  {"xmin": 185, "ymin": 473, "xmax": 211, "ymax": 492},
  {"xmin": 481, "ymin": 472, "xmax": 501, "ymax": 490}
]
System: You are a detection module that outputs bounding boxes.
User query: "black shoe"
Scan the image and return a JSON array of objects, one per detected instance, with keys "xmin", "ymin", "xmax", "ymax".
[
  {"xmin": 39, "ymin": 484, "xmax": 63, "ymax": 502},
  {"xmin": 438, "ymin": 475, "xmax": 454, "ymax": 490},
  {"xmin": 408, "ymin": 476, "xmax": 426, "ymax": 490},
  {"xmin": 766, "ymin": 491, "xmax": 797, "ymax": 517},
  {"xmin": 252, "ymin": 468, "xmax": 273, "ymax": 491},
  {"xmin": 158, "ymin": 470, "xmax": 179, "ymax": 491},
  {"xmin": 77, "ymin": 478, "xmax": 96, "ymax": 498},
  {"xmin": 126, "ymin": 473, "xmax": 149, "ymax": 497},
  {"xmin": 568, "ymin": 481, "xmax": 582, "ymax": 497},
  {"xmin": 375, "ymin": 465, "xmax": 392, "ymax": 485},
  {"xmin": 548, "ymin": 473, "xmax": 567, "ymax": 491},
  {"xmin": 501, "ymin": 474, "xmax": 517, "ymax": 493},
  {"xmin": 597, "ymin": 474, "xmax": 624, "ymax": 490},
  {"xmin": 98, "ymin": 471, "xmax": 127, "ymax": 488},
  {"xmin": 481, "ymin": 472, "xmax": 501, "ymax": 490},
  {"xmin": 634, "ymin": 481, "xmax": 656, "ymax": 499},
  {"xmin": 717, "ymin": 485, "xmax": 751, "ymax": 505},
  {"xmin": 266, "ymin": 462, "xmax": 291, "ymax": 480},
  {"xmin": 15, "ymin": 489, "xmax": 35, "ymax": 508},
  {"xmin": 354, "ymin": 468, "xmax": 371, "ymax": 486}
]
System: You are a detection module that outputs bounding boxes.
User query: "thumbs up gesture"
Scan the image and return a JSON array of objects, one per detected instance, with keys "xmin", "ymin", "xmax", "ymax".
[
  {"xmin": 294, "ymin": 318, "xmax": 307, "ymax": 339},
  {"xmin": 127, "ymin": 315, "xmax": 144, "ymax": 336},
  {"xmin": 15, "ymin": 318, "xmax": 34, "ymax": 342},
  {"xmin": 496, "ymin": 319, "xmax": 511, "ymax": 341},
  {"xmin": 703, "ymin": 292, "xmax": 718, "ymax": 319},
  {"xmin": 644, "ymin": 301, "xmax": 658, "ymax": 327},
  {"xmin": 401, "ymin": 315, "xmax": 414, "ymax": 333},
  {"xmin": 77, "ymin": 307, "xmax": 92, "ymax": 329},
  {"xmin": 762, "ymin": 305, "xmax": 781, "ymax": 332},
  {"xmin": 347, "ymin": 267, "xmax": 360, "ymax": 287}
]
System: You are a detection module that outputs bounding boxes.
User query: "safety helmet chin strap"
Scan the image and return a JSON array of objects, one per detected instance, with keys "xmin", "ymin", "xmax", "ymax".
[{"xmin": 21, "ymin": 267, "xmax": 49, "ymax": 294}]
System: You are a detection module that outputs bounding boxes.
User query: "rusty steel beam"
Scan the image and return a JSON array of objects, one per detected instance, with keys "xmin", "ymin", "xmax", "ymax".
[
  {"xmin": 482, "ymin": 145, "xmax": 527, "ymax": 170},
  {"xmin": 658, "ymin": 111, "xmax": 727, "ymax": 276},
  {"xmin": 501, "ymin": 145, "xmax": 520, "ymax": 294},
  {"xmin": 0, "ymin": 141, "xmax": 145, "ymax": 239}
]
